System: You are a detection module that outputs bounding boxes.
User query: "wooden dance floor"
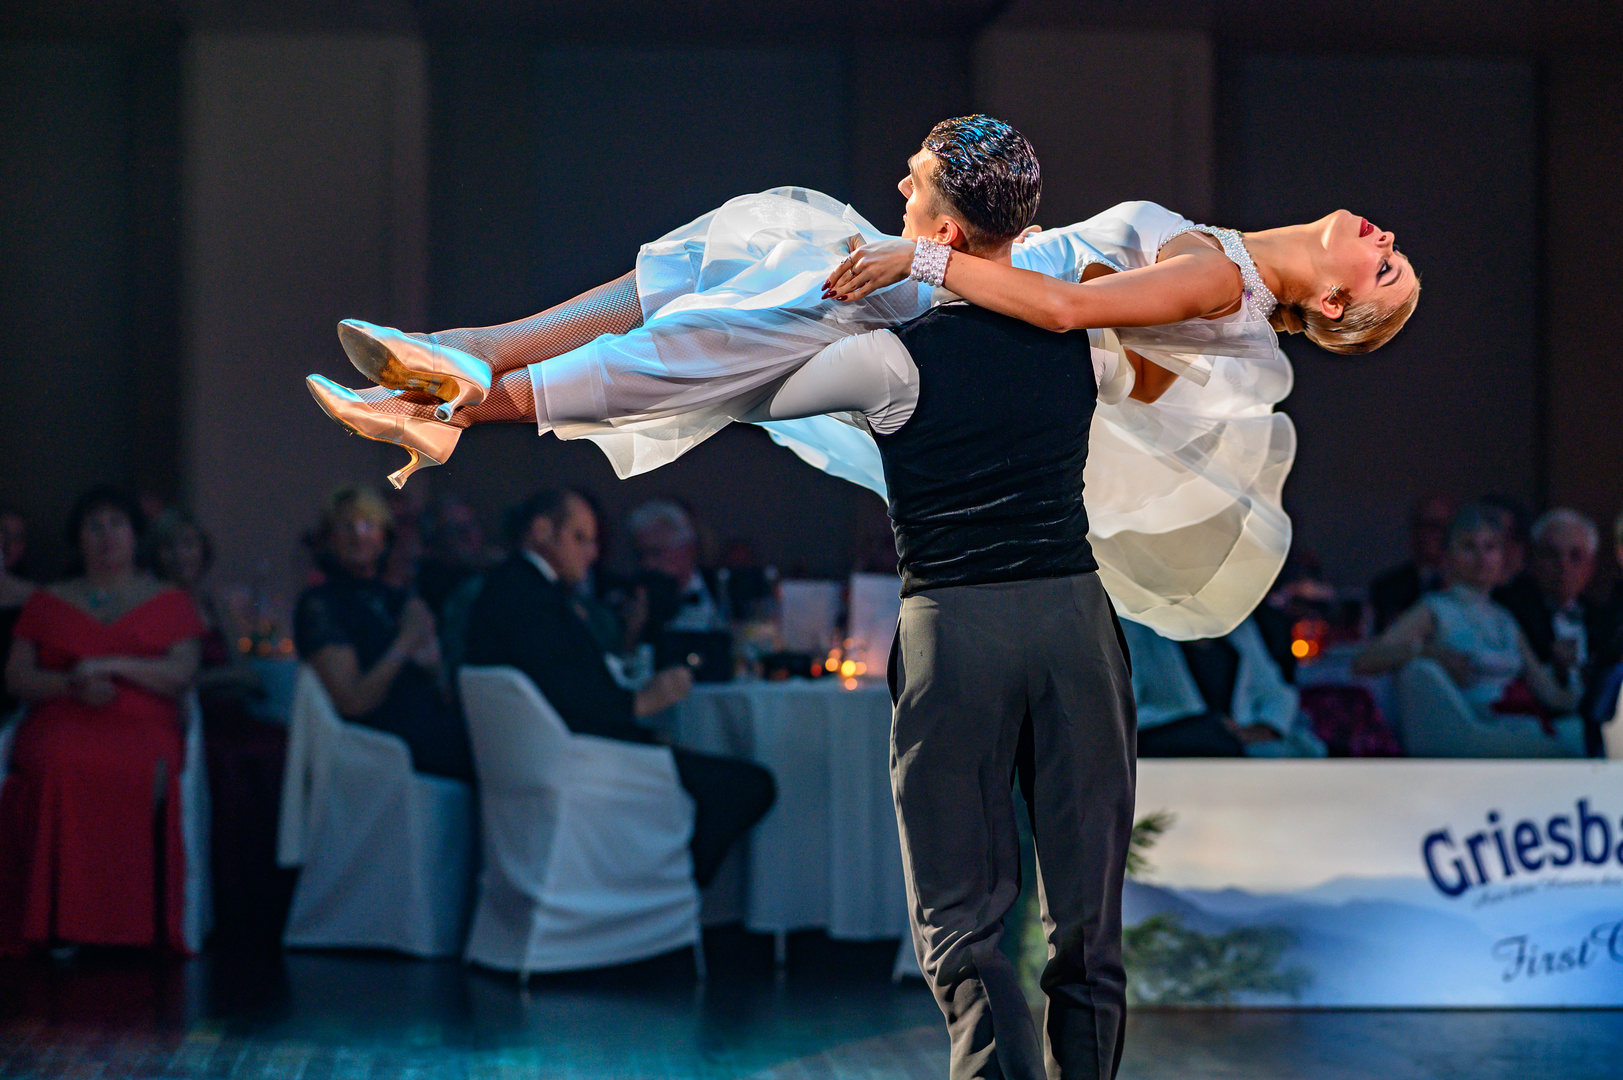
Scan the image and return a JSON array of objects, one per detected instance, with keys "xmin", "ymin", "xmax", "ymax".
[{"xmin": 2, "ymin": 931, "xmax": 1619, "ymax": 1079}]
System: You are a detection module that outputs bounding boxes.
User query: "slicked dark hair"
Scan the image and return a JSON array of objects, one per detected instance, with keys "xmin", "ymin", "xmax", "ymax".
[
  {"xmin": 504, "ymin": 487, "xmax": 592, "ymax": 550},
  {"xmin": 921, "ymin": 114, "xmax": 1040, "ymax": 252}
]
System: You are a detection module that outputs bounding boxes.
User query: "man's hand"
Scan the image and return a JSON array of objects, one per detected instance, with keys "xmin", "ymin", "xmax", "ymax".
[
  {"xmin": 1233, "ymin": 722, "xmax": 1284, "ymax": 747},
  {"xmin": 1219, "ymin": 714, "xmax": 1283, "ymax": 748},
  {"xmin": 823, "ymin": 238, "xmax": 918, "ymax": 302},
  {"xmin": 634, "ymin": 665, "xmax": 694, "ymax": 717},
  {"xmin": 620, "ymin": 585, "xmax": 650, "ymax": 651}
]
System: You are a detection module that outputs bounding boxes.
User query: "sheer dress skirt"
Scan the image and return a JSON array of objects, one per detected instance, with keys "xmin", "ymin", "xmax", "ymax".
[{"xmin": 529, "ymin": 188, "xmax": 1295, "ymax": 640}]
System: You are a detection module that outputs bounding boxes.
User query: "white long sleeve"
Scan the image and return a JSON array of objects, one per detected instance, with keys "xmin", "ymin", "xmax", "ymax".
[
  {"xmin": 744, "ymin": 329, "xmax": 920, "ymax": 435},
  {"xmin": 745, "ymin": 322, "xmax": 1131, "ymax": 432}
]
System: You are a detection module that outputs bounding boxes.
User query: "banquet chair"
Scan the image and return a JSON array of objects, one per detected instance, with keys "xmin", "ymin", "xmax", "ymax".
[
  {"xmin": 1604, "ymin": 684, "xmax": 1623, "ymax": 760},
  {"xmin": 1395, "ymin": 659, "xmax": 1585, "ymax": 758},
  {"xmin": 0, "ymin": 694, "xmax": 212, "ymax": 952},
  {"xmin": 458, "ymin": 665, "xmax": 702, "ymax": 980},
  {"xmin": 178, "ymin": 692, "xmax": 213, "ymax": 952},
  {"xmin": 277, "ymin": 666, "xmax": 474, "ymax": 957}
]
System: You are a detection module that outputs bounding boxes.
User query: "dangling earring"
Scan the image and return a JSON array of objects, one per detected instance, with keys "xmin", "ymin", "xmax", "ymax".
[{"xmin": 1326, "ymin": 283, "xmax": 1349, "ymax": 322}]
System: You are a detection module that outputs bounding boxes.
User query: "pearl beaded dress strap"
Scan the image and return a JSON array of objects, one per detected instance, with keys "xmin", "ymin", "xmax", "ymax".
[{"xmin": 1157, "ymin": 224, "xmax": 1278, "ymax": 322}]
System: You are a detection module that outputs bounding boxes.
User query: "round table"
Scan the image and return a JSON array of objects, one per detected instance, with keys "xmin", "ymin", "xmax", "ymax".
[{"xmin": 663, "ymin": 678, "xmax": 909, "ymax": 952}]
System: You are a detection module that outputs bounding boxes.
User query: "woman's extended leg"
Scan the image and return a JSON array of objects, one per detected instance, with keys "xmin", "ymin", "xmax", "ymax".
[
  {"xmin": 421, "ymin": 271, "xmax": 644, "ymax": 377},
  {"xmin": 352, "ymin": 368, "xmax": 536, "ymax": 427}
]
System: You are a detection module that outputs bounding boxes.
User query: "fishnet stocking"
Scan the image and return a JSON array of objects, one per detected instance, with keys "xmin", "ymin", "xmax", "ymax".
[
  {"xmin": 420, "ymin": 271, "xmax": 644, "ymax": 377},
  {"xmin": 354, "ymin": 367, "xmax": 536, "ymax": 428}
]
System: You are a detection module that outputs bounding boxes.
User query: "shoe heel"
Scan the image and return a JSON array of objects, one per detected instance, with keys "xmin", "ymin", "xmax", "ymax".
[
  {"xmin": 434, "ymin": 378, "xmax": 483, "ymax": 422},
  {"xmin": 387, "ymin": 447, "xmax": 436, "ymax": 490}
]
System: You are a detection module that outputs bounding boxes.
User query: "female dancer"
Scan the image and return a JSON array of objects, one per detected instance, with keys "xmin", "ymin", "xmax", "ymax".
[{"xmin": 306, "ymin": 115, "xmax": 1419, "ymax": 636}]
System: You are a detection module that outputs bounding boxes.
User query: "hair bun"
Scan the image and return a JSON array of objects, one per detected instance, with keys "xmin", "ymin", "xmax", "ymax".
[{"xmin": 1269, "ymin": 304, "xmax": 1306, "ymax": 335}]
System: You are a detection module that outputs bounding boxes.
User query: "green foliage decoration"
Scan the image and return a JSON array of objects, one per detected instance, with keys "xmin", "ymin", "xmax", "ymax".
[{"xmin": 1012, "ymin": 807, "xmax": 1311, "ymax": 1007}]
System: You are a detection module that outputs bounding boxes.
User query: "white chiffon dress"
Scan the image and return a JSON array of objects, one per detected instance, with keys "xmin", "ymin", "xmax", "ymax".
[{"xmin": 527, "ymin": 189, "xmax": 1295, "ymax": 640}]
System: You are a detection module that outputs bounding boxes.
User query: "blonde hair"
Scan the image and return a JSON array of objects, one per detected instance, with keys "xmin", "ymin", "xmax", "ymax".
[
  {"xmin": 1269, "ymin": 269, "xmax": 1421, "ymax": 356},
  {"xmin": 314, "ymin": 484, "xmax": 393, "ymax": 550}
]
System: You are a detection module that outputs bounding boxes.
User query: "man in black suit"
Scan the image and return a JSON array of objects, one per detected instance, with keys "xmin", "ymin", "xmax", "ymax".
[
  {"xmin": 1494, "ymin": 508, "xmax": 1619, "ymax": 756},
  {"xmin": 462, "ymin": 488, "xmax": 774, "ymax": 887},
  {"xmin": 1368, "ymin": 493, "xmax": 1455, "ymax": 633}
]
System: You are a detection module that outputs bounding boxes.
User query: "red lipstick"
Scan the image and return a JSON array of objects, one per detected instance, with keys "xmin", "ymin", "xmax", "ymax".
[{"xmin": 1358, "ymin": 217, "xmax": 1374, "ymax": 238}]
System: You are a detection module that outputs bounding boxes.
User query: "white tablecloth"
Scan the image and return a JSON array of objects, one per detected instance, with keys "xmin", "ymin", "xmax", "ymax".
[{"xmin": 664, "ymin": 679, "xmax": 908, "ymax": 941}]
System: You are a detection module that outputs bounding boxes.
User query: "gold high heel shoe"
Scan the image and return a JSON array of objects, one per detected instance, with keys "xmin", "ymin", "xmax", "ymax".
[
  {"xmin": 306, "ymin": 375, "xmax": 462, "ymax": 489},
  {"xmin": 337, "ymin": 320, "xmax": 492, "ymax": 422}
]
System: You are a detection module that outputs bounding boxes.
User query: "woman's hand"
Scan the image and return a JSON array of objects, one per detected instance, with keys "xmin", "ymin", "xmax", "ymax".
[
  {"xmin": 74, "ymin": 656, "xmax": 123, "ymax": 680},
  {"xmin": 69, "ymin": 671, "xmax": 117, "ymax": 707},
  {"xmin": 396, "ymin": 597, "xmax": 438, "ymax": 658},
  {"xmin": 823, "ymin": 238, "xmax": 918, "ymax": 303},
  {"xmin": 1422, "ymin": 643, "xmax": 1478, "ymax": 687}
]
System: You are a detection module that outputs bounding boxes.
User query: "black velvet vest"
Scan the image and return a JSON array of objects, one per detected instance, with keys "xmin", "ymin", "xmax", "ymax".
[{"xmin": 876, "ymin": 302, "xmax": 1098, "ymax": 597}]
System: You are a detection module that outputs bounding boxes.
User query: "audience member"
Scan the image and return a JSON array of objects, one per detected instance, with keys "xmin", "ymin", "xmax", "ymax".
[
  {"xmin": 149, "ymin": 511, "xmax": 263, "ymax": 711},
  {"xmin": 626, "ymin": 500, "xmax": 729, "ymax": 635},
  {"xmin": 463, "ymin": 488, "xmax": 775, "ymax": 888},
  {"xmin": 1123, "ymin": 616, "xmax": 1325, "ymax": 758},
  {"xmin": 1481, "ymin": 495, "xmax": 1534, "ymax": 586},
  {"xmin": 414, "ymin": 494, "xmax": 499, "ymax": 621},
  {"xmin": 717, "ymin": 538, "xmax": 775, "ymax": 622},
  {"xmin": 0, "ymin": 486, "xmax": 204, "ymax": 955},
  {"xmin": 1586, "ymin": 512, "xmax": 1623, "ymax": 743},
  {"xmin": 0, "ymin": 509, "xmax": 36, "ymax": 717},
  {"xmin": 150, "ymin": 510, "xmax": 293, "ymax": 945},
  {"xmin": 294, "ymin": 486, "xmax": 472, "ymax": 780},
  {"xmin": 1494, "ymin": 508, "xmax": 1618, "ymax": 755},
  {"xmin": 1353, "ymin": 505, "xmax": 1581, "ymax": 745},
  {"xmin": 379, "ymin": 485, "xmax": 428, "ymax": 591},
  {"xmin": 1368, "ymin": 493, "xmax": 1455, "ymax": 633}
]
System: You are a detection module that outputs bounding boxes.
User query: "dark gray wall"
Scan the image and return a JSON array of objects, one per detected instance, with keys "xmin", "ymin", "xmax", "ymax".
[
  {"xmin": 4, "ymin": 24, "xmax": 1613, "ymax": 600},
  {"xmin": 1220, "ymin": 54, "xmax": 1540, "ymax": 590},
  {"xmin": 1545, "ymin": 52, "xmax": 1623, "ymax": 564},
  {"xmin": 0, "ymin": 39, "xmax": 180, "ymax": 573},
  {"xmin": 422, "ymin": 38, "xmax": 966, "ymax": 577}
]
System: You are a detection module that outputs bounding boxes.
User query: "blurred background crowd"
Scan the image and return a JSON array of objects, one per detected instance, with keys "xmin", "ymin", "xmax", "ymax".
[{"xmin": 2, "ymin": 475, "xmax": 1619, "ymax": 957}]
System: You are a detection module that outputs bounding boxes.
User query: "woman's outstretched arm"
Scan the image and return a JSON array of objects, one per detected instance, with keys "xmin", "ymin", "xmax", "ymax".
[{"xmin": 825, "ymin": 240, "xmax": 1239, "ymax": 331}]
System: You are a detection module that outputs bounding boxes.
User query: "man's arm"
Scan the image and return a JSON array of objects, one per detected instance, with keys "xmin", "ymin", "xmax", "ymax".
[{"xmin": 468, "ymin": 567, "xmax": 649, "ymax": 743}]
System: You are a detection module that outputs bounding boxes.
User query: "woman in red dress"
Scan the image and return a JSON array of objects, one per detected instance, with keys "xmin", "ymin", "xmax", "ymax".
[{"xmin": 0, "ymin": 487, "xmax": 203, "ymax": 955}]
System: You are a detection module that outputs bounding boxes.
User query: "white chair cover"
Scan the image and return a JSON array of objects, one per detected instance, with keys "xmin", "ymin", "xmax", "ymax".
[
  {"xmin": 1395, "ymin": 659, "xmax": 1585, "ymax": 758},
  {"xmin": 0, "ymin": 695, "xmax": 212, "ymax": 952},
  {"xmin": 458, "ymin": 666, "xmax": 700, "ymax": 977},
  {"xmin": 277, "ymin": 666, "xmax": 474, "ymax": 957},
  {"xmin": 178, "ymin": 692, "xmax": 212, "ymax": 952},
  {"xmin": 1608, "ymin": 690, "xmax": 1623, "ymax": 760}
]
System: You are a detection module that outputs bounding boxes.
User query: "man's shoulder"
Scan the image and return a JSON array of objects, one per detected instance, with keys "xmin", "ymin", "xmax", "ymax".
[{"xmin": 474, "ymin": 556, "xmax": 554, "ymax": 606}]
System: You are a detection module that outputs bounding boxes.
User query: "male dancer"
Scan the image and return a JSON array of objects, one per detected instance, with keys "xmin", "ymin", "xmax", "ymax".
[{"xmin": 747, "ymin": 115, "xmax": 1137, "ymax": 1079}]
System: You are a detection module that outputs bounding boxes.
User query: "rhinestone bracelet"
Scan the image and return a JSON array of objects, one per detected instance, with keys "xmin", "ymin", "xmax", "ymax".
[{"xmin": 909, "ymin": 238, "xmax": 951, "ymax": 287}]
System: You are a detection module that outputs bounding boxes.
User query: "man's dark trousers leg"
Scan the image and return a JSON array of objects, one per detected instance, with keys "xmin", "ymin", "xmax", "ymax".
[{"xmin": 890, "ymin": 573, "xmax": 1136, "ymax": 1080}]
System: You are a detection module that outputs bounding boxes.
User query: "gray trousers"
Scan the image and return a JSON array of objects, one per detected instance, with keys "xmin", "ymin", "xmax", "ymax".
[{"xmin": 889, "ymin": 573, "xmax": 1136, "ymax": 1080}]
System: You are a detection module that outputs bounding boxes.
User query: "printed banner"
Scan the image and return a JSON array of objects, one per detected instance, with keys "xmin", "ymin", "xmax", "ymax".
[{"xmin": 1128, "ymin": 760, "xmax": 1623, "ymax": 1006}]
